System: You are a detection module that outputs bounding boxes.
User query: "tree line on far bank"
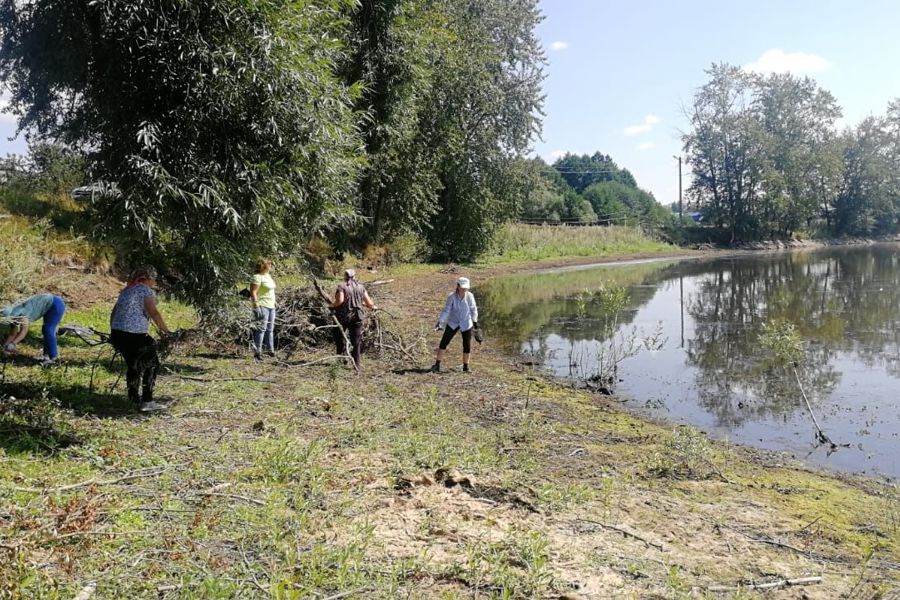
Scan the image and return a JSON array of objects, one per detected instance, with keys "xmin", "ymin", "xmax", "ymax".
[
  {"xmin": 685, "ymin": 63, "xmax": 900, "ymax": 244},
  {"xmin": 520, "ymin": 153, "xmax": 671, "ymax": 227}
]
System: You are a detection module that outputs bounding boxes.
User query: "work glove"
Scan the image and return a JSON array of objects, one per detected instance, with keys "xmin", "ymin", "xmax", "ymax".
[
  {"xmin": 473, "ymin": 325, "xmax": 484, "ymax": 344},
  {"xmin": 253, "ymin": 306, "xmax": 264, "ymax": 320},
  {"xmin": 434, "ymin": 322, "xmax": 442, "ymax": 332}
]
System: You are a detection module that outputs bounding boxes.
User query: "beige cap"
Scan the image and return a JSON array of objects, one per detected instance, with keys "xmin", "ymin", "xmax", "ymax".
[{"xmin": 456, "ymin": 277, "xmax": 471, "ymax": 289}]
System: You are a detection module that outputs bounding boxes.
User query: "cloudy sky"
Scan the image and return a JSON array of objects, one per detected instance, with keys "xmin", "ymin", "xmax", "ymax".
[
  {"xmin": 2, "ymin": 1, "xmax": 900, "ymax": 207},
  {"xmin": 535, "ymin": 0, "xmax": 900, "ymax": 205}
]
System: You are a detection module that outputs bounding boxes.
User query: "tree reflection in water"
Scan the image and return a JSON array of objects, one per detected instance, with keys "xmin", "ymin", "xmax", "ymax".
[{"xmin": 482, "ymin": 245, "xmax": 900, "ymax": 428}]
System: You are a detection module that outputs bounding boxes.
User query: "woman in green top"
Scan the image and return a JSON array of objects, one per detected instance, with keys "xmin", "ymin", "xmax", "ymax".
[{"xmin": 249, "ymin": 258, "xmax": 277, "ymax": 358}]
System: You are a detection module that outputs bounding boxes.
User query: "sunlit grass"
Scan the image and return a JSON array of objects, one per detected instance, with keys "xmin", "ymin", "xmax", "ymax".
[{"xmin": 484, "ymin": 223, "xmax": 673, "ymax": 264}]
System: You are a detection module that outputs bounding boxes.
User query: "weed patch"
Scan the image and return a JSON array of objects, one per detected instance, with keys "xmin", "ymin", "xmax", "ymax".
[
  {"xmin": 0, "ymin": 389, "xmax": 80, "ymax": 454},
  {"xmin": 642, "ymin": 426, "xmax": 724, "ymax": 480}
]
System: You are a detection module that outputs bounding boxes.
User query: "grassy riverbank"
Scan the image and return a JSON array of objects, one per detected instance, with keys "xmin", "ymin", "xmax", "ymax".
[
  {"xmin": 1, "ymin": 254, "xmax": 899, "ymax": 599},
  {"xmin": 1, "ymin": 202, "xmax": 898, "ymax": 598},
  {"xmin": 485, "ymin": 223, "xmax": 674, "ymax": 264}
]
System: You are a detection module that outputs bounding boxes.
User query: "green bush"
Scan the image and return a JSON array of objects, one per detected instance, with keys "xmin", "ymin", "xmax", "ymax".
[
  {"xmin": 384, "ymin": 232, "xmax": 428, "ymax": 265},
  {"xmin": 643, "ymin": 426, "xmax": 718, "ymax": 480}
]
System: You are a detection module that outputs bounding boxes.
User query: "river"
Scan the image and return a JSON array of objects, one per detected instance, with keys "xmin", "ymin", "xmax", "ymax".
[{"xmin": 481, "ymin": 244, "xmax": 900, "ymax": 478}]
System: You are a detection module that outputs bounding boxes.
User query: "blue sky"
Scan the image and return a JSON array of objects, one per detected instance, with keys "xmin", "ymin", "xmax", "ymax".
[
  {"xmin": 535, "ymin": 0, "xmax": 900, "ymax": 205},
  {"xmin": 3, "ymin": 1, "xmax": 900, "ymax": 206}
]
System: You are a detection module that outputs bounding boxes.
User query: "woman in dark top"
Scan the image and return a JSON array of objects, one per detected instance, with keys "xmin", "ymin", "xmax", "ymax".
[
  {"xmin": 109, "ymin": 266, "xmax": 171, "ymax": 412},
  {"xmin": 330, "ymin": 269, "xmax": 377, "ymax": 368}
]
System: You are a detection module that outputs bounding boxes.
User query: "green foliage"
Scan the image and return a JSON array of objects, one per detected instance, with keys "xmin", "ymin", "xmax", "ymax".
[
  {"xmin": 384, "ymin": 232, "xmax": 428, "ymax": 264},
  {"xmin": 0, "ymin": 144, "xmax": 91, "ymax": 237},
  {"xmin": 680, "ymin": 63, "xmax": 900, "ymax": 242},
  {"xmin": 341, "ymin": 0, "xmax": 546, "ymax": 260},
  {"xmin": 552, "ymin": 152, "xmax": 637, "ymax": 193},
  {"xmin": 644, "ymin": 426, "xmax": 718, "ymax": 480},
  {"xmin": 273, "ymin": 532, "xmax": 372, "ymax": 599},
  {"xmin": 424, "ymin": 0, "xmax": 545, "ymax": 262},
  {"xmin": 833, "ymin": 104, "xmax": 900, "ymax": 236},
  {"xmin": 1, "ymin": 0, "xmax": 547, "ymax": 294},
  {"xmin": 520, "ymin": 157, "xmax": 596, "ymax": 223},
  {"xmin": 458, "ymin": 531, "xmax": 555, "ymax": 599},
  {"xmin": 0, "ymin": 552, "xmax": 65, "ymax": 600},
  {"xmin": 758, "ymin": 319, "xmax": 805, "ymax": 365},
  {"xmin": 582, "ymin": 180, "xmax": 670, "ymax": 225},
  {"xmin": 344, "ymin": 0, "xmax": 443, "ymax": 244},
  {"xmin": 486, "ymin": 223, "xmax": 671, "ymax": 263},
  {"xmin": 583, "ymin": 286, "xmax": 666, "ymax": 386},
  {"xmin": 665, "ymin": 564, "xmax": 692, "ymax": 599},
  {"xmin": 0, "ymin": 214, "xmax": 45, "ymax": 300},
  {"xmin": 683, "ymin": 65, "xmax": 900, "ymax": 242},
  {"xmin": 6, "ymin": 143, "xmax": 86, "ymax": 198},
  {"xmin": 0, "ymin": 389, "xmax": 77, "ymax": 455},
  {"xmin": 521, "ymin": 156, "xmax": 667, "ymax": 226},
  {"xmin": 534, "ymin": 481, "xmax": 595, "ymax": 510},
  {"xmin": 249, "ymin": 440, "xmax": 324, "ymax": 489},
  {"xmin": 0, "ymin": 0, "xmax": 362, "ymax": 310}
]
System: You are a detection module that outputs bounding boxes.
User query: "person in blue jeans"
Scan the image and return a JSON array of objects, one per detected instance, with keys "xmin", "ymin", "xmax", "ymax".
[
  {"xmin": 249, "ymin": 258, "xmax": 277, "ymax": 359},
  {"xmin": 1, "ymin": 293, "xmax": 66, "ymax": 365}
]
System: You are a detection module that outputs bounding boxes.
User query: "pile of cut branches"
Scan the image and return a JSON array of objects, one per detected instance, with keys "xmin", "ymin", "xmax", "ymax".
[{"xmin": 197, "ymin": 281, "xmax": 424, "ymax": 364}]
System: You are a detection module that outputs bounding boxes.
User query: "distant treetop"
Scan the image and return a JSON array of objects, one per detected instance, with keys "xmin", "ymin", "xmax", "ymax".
[{"xmin": 551, "ymin": 152, "xmax": 638, "ymax": 193}]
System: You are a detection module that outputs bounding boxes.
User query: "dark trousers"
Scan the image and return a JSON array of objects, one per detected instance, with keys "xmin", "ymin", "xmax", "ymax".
[
  {"xmin": 334, "ymin": 319, "xmax": 364, "ymax": 367},
  {"xmin": 439, "ymin": 326, "xmax": 472, "ymax": 353},
  {"xmin": 111, "ymin": 330, "xmax": 160, "ymax": 405}
]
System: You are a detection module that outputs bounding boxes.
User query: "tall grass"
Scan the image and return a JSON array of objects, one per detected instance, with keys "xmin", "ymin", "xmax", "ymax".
[
  {"xmin": 0, "ymin": 187, "xmax": 105, "ymax": 303},
  {"xmin": 484, "ymin": 223, "xmax": 673, "ymax": 264},
  {"xmin": 0, "ymin": 213, "xmax": 46, "ymax": 302}
]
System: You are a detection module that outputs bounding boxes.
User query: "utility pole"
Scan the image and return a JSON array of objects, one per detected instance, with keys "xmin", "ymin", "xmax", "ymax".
[{"xmin": 673, "ymin": 155, "xmax": 683, "ymax": 224}]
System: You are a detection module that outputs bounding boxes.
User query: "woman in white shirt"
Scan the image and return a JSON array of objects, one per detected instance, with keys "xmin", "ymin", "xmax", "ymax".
[{"xmin": 431, "ymin": 277, "xmax": 478, "ymax": 373}]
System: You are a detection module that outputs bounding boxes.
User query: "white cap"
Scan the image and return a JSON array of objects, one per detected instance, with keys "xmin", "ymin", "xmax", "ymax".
[
  {"xmin": 456, "ymin": 277, "xmax": 471, "ymax": 289},
  {"xmin": 344, "ymin": 268, "xmax": 356, "ymax": 280}
]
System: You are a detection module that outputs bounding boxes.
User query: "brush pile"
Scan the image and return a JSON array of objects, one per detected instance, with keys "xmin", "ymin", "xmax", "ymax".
[{"xmin": 199, "ymin": 282, "xmax": 422, "ymax": 363}]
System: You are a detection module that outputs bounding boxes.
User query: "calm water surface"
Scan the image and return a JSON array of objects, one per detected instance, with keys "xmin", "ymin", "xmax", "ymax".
[{"xmin": 481, "ymin": 244, "xmax": 900, "ymax": 478}]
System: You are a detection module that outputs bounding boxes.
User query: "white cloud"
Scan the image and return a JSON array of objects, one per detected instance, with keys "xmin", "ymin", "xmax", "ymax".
[
  {"xmin": 624, "ymin": 114, "xmax": 661, "ymax": 137},
  {"xmin": 549, "ymin": 41, "xmax": 569, "ymax": 51},
  {"xmin": 637, "ymin": 142, "xmax": 656, "ymax": 151},
  {"xmin": 743, "ymin": 48, "xmax": 831, "ymax": 75},
  {"xmin": 549, "ymin": 149, "xmax": 567, "ymax": 161}
]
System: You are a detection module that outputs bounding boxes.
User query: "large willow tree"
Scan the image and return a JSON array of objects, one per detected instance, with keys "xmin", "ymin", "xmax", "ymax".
[
  {"xmin": 1, "ymin": 0, "xmax": 547, "ymax": 297},
  {"xmin": 0, "ymin": 0, "xmax": 361, "ymax": 308}
]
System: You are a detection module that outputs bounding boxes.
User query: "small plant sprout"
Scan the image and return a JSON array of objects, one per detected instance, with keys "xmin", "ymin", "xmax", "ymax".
[{"xmin": 759, "ymin": 318, "xmax": 843, "ymax": 449}]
